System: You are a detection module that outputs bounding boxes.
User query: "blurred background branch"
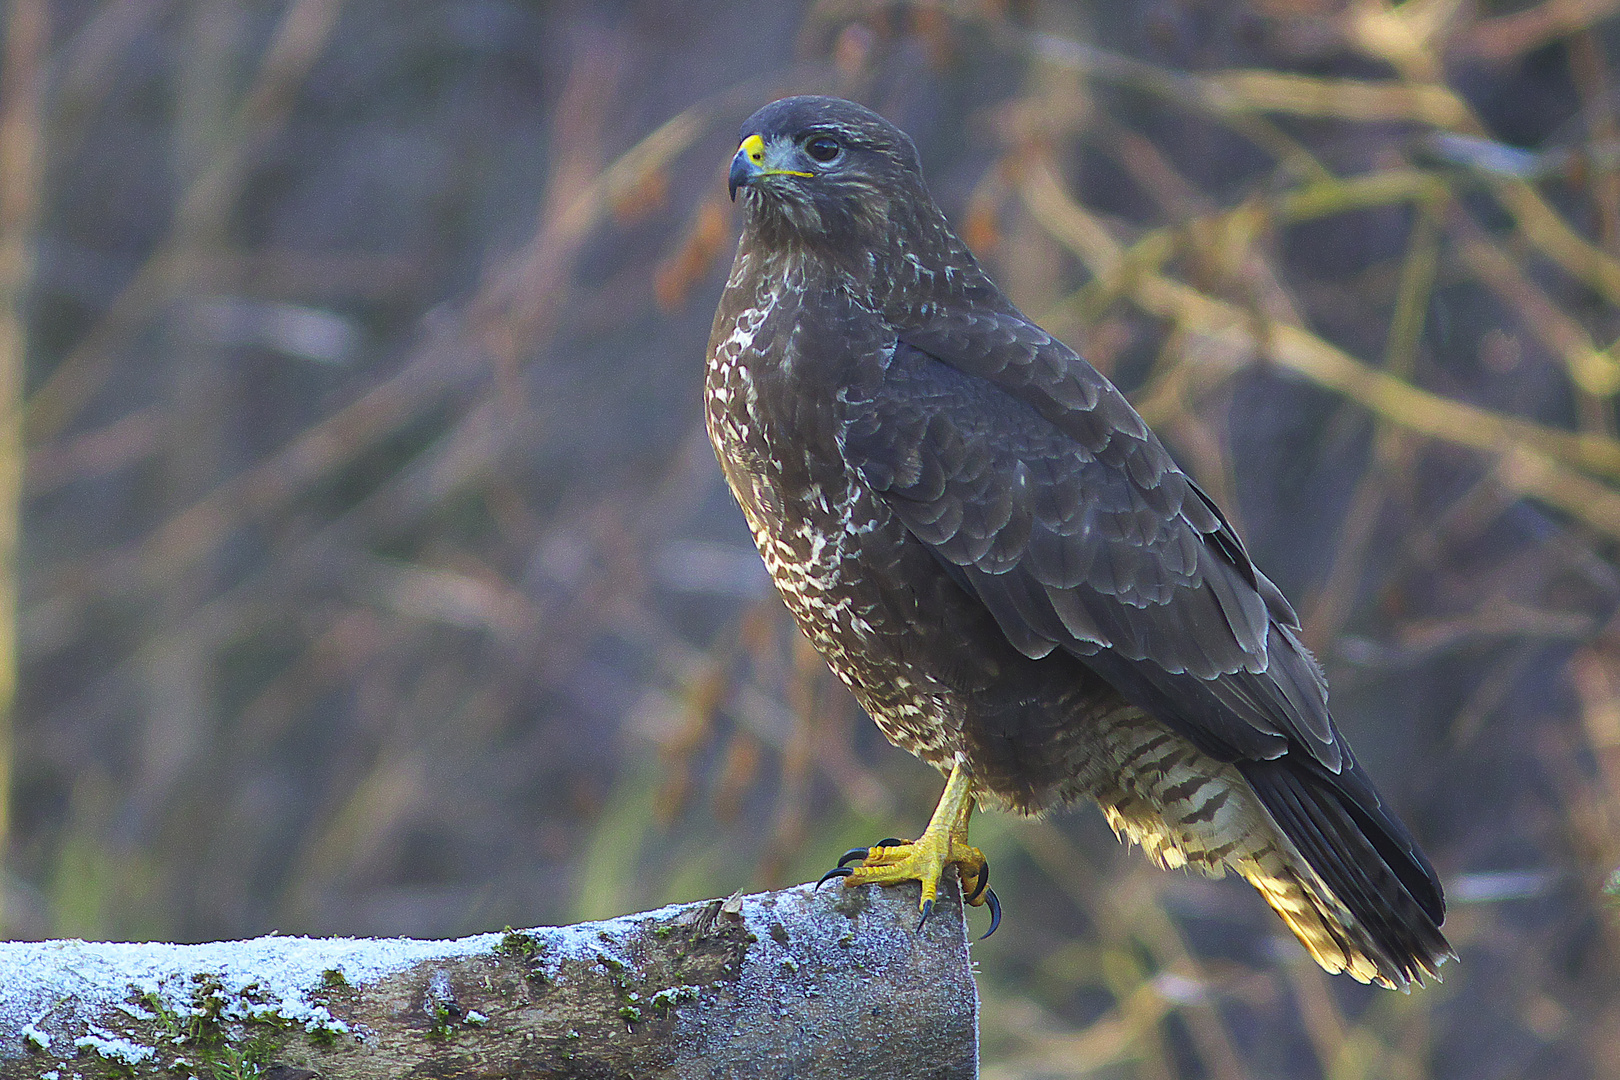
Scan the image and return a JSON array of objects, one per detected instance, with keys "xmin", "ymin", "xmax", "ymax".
[
  {"xmin": 0, "ymin": 0, "xmax": 47, "ymax": 935},
  {"xmin": 6, "ymin": 2, "xmax": 1620, "ymax": 1077}
]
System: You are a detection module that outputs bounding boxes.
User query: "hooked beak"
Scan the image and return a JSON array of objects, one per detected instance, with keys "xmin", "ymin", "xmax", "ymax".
[
  {"xmin": 728, "ymin": 139, "xmax": 757, "ymax": 201},
  {"xmin": 728, "ymin": 133, "xmax": 811, "ymax": 201}
]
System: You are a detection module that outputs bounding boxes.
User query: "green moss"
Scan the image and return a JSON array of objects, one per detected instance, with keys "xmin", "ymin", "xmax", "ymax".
[
  {"xmin": 497, "ymin": 926, "xmax": 553, "ymax": 990},
  {"xmin": 130, "ymin": 977, "xmax": 347, "ymax": 1078},
  {"xmin": 72, "ymin": 1045, "xmax": 139, "ymax": 1080},
  {"xmin": 423, "ymin": 1002, "xmax": 494, "ymax": 1041},
  {"xmin": 207, "ymin": 1033, "xmax": 280, "ymax": 1080},
  {"xmin": 425, "ymin": 1002, "xmax": 458, "ymax": 1041},
  {"xmin": 498, "ymin": 927, "xmax": 542, "ymax": 959},
  {"xmin": 649, "ymin": 984, "xmax": 700, "ymax": 1015}
]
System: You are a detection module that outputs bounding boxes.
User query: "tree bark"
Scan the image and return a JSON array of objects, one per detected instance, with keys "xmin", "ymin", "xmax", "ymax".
[{"xmin": 0, "ymin": 879, "xmax": 979, "ymax": 1078}]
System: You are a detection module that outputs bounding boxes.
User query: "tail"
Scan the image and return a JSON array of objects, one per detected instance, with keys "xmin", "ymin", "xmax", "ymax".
[
  {"xmin": 1238, "ymin": 757, "xmax": 1453, "ymax": 990},
  {"xmin": 1089, "ymin": 708, "xmax": 1452, "ymax": 989}
]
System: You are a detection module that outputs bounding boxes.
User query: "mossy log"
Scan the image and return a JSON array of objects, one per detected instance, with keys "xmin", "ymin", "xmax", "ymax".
[{"xmin": 0, "ymin": 879, "xmax": 979, "ymax": 1078}]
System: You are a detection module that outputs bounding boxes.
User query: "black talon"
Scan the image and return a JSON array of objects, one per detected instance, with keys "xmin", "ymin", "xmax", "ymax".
[
  {"xmin": 877, "ymin": 837, "xmax": 904, "ymax": 848},
  {"xmin": 837, "ymin": 847, "xmax": 870, "ymax": 868},
  {"xmin": 979, "ymin": 888, "xmax": 1002, "ymax": 939},
  {"xmin": 964, "ymin": 858, "xmax": 990, "ymax": 904},
  {"xmin": 916, "ymin": 897, "xmax": 934, "ymax": 931},
  {"xmin": 816, "ymin": 865, "xmax": 854, "ymax": 889}
]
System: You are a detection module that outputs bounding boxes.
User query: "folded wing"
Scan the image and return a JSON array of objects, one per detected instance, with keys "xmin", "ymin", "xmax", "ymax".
[{"xmin": 838, "ymin": 332, "xmax": 1445, "ymax": 946}]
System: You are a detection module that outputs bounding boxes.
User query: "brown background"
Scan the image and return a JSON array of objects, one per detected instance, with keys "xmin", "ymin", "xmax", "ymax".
[{"xmin": 6, "ymin": 2, "xmax": 1620, "ymax": 1077}]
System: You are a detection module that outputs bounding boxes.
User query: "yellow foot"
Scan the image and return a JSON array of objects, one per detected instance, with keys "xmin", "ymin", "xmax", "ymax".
[{"xmin": 816, "ymin": 762, "xmax": 1002, "ymax": 937}]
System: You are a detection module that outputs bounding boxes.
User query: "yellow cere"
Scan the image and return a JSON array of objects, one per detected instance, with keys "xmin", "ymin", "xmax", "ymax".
[{"xmin": 738, "ymin": 133, "xmax": 812, "ymax": 179}]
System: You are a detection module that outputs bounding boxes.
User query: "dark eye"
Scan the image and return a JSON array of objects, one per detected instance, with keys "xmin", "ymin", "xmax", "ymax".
[{"xmin": 805, "ymin": 135, "xmax": 841, "ymax": 163}]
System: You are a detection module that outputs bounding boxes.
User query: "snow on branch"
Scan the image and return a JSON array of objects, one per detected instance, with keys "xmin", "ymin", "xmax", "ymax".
[{"xmin": 0, "ymin": 879, "xmax": 979, "ymax": 1079}]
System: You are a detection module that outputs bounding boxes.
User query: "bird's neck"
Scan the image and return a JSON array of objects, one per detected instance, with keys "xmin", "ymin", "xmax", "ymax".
[{"xmin": 740, "ymin": 201, "xmax": 1003, "ymax": 329}]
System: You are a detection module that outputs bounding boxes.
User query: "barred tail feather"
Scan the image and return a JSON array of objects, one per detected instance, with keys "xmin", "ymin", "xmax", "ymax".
[
  {"xmin": 1240, "ymin": 759, "xmax": 1454, "ymax": 990},
  {"xmin": 1238, "ymin": 854, "xmax": 1390, "ymax": 987},
  {"xmin": 1088, "ymin": 710, "xmax": 1451, "ymax": 989}
]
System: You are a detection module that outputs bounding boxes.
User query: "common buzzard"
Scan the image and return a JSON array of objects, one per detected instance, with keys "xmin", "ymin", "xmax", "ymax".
[{"xmin": 706, "ymin": 95, "xmax": 1450, "ymax": 989}]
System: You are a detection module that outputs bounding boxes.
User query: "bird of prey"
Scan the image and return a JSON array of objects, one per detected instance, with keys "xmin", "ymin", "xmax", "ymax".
[{"xmin": 707, "ymin": 95, "xmax": 1451, "ymax": 989}]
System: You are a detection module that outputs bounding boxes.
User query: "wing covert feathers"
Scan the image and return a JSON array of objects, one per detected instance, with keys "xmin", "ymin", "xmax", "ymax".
[{"xmin": 842, "ymin": 343, "xmax": 1335, "ymax": 766}]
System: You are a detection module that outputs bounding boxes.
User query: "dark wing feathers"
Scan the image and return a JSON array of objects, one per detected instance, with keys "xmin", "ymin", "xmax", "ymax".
[{"xmin": 840, "ymin": 339, "xmax": 1334, "ymax": 768}]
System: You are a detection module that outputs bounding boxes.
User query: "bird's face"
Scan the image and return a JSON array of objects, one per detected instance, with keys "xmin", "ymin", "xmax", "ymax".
[{"xmin": 728, "ymin": 96, "xmax": 929, "ymax": 255}]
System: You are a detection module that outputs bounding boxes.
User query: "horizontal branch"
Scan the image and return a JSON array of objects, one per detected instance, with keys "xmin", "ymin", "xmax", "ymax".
[{"xmin": 0, "ymin": 879, "xmax": 978, "ymax": 1079}]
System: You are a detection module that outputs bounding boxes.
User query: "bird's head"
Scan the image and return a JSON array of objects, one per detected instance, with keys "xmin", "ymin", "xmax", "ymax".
[{"xmin": 728, "ymin": 96, "xmax": 938, "ymax": 260}]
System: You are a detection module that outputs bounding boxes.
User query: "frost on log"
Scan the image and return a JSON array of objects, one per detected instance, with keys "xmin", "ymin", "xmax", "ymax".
[{"xmin": 0, "ymin": 879, "xmax": 979, "ymax": 1079}]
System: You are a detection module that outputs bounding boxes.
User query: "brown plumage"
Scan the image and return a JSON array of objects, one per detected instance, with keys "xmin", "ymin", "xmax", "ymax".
[{"xmin": 707, "ymin": 95, "xmax": 1451, "ymax": 989}]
